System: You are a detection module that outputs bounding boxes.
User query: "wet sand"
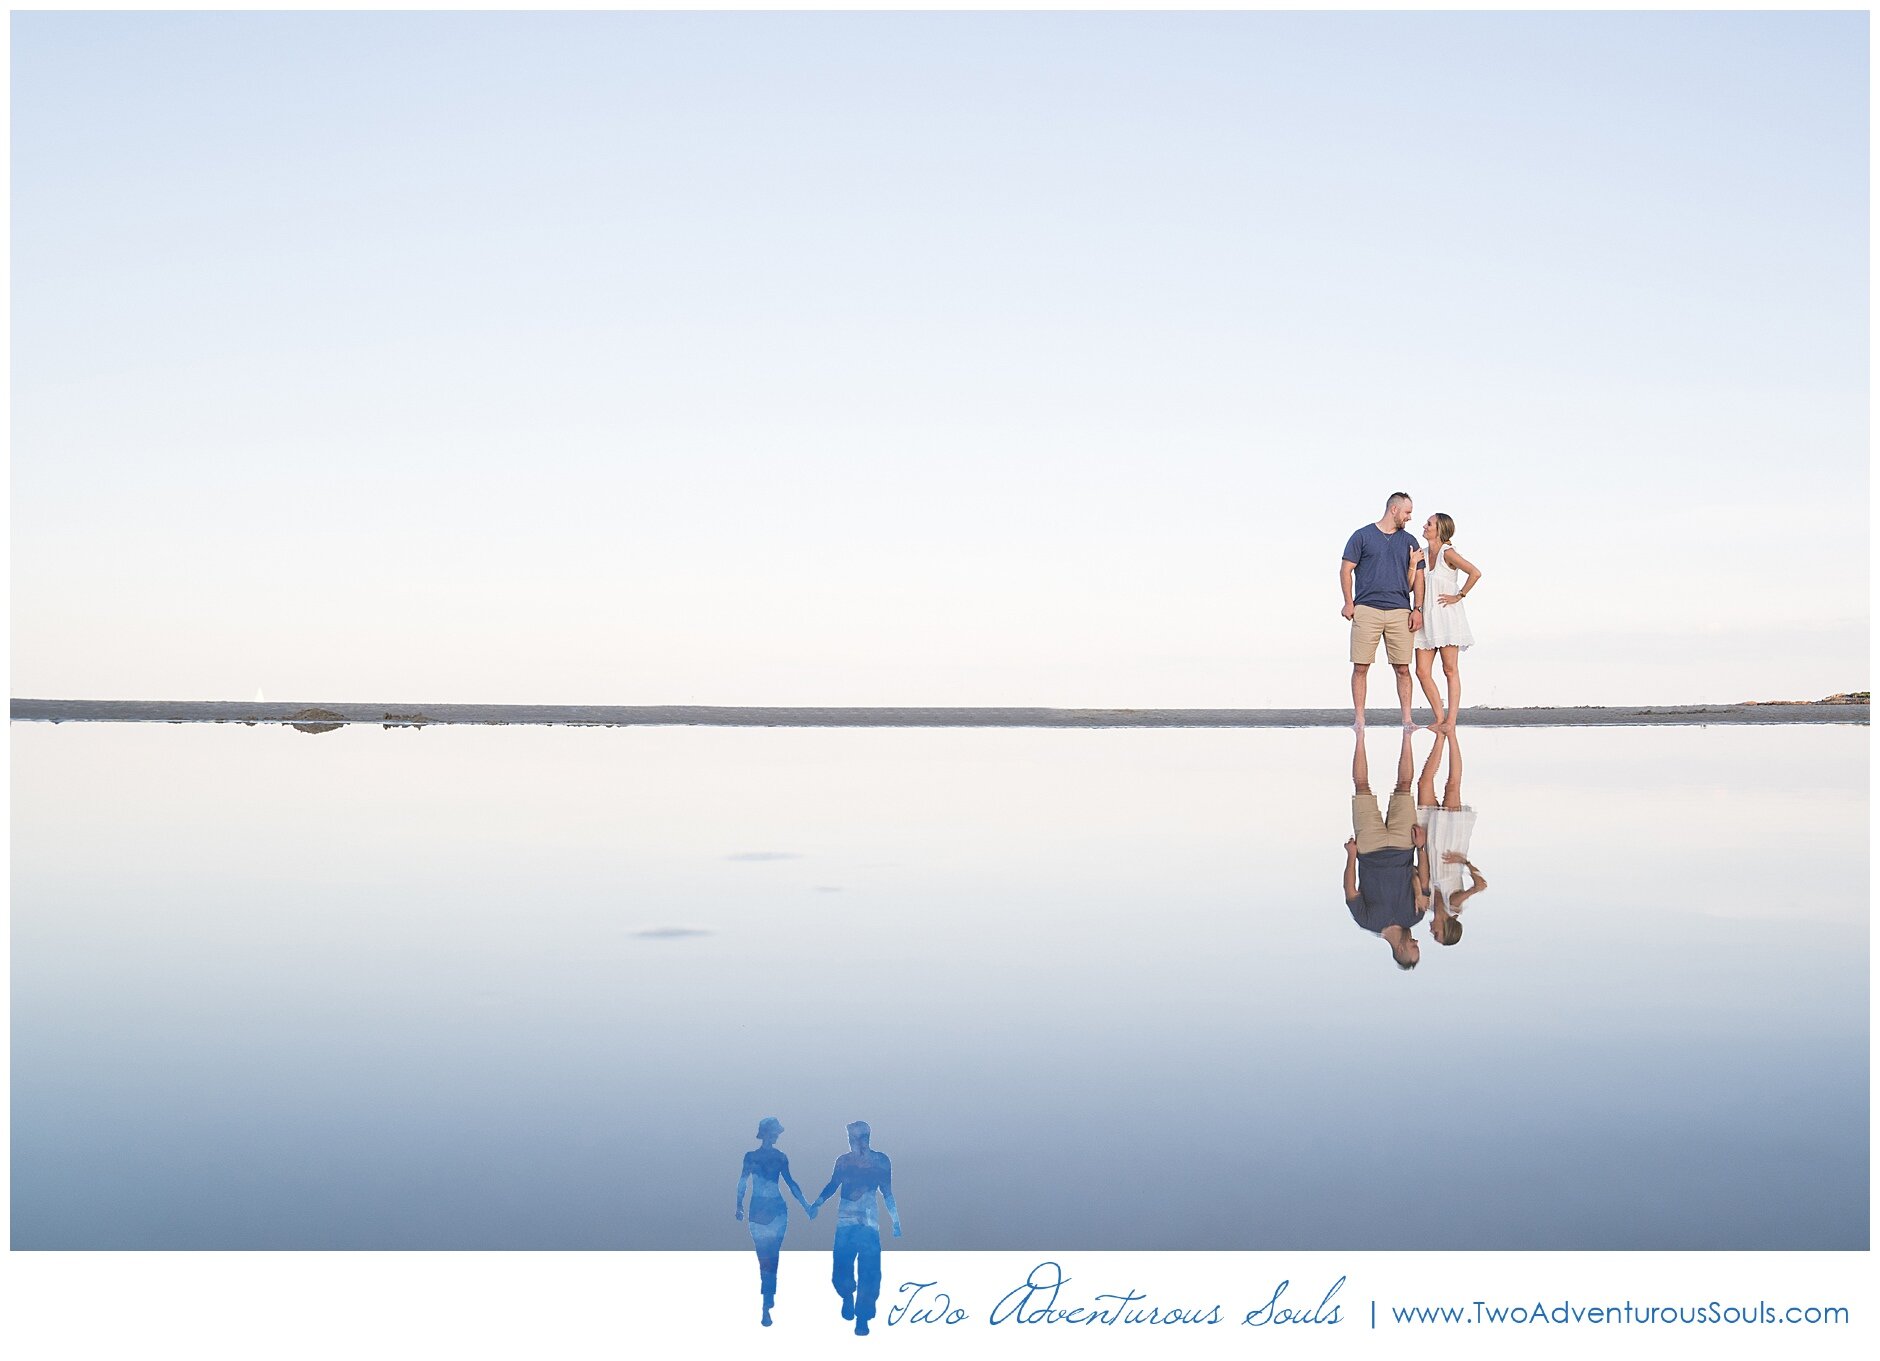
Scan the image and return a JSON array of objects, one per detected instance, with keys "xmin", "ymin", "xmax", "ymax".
[{"xmin": 9, "ymin": 699, "xmax": 1868, "ymax": 729}]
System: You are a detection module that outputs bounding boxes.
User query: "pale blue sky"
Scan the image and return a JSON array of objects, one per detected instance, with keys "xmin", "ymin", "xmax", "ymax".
[{"xmin": 11, "ymin": 11, "xmax": 1868, "ymax": 705}]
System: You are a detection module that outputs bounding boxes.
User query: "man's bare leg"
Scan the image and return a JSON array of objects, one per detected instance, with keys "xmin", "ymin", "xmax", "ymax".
[
  {"xmin": 1351, "ymin": 663, "xmax": 1370, "ymax": 728},
  {"xmin": 1394, "ymin": 724, "xmax": 1415, "ymax": 794},
  {"xmin": 1352, "ymin": 725, "xmax": 1370, "ymax": 793},
  {"xmin": 1392, "ymin": 663, "xmax": 1414, "ymax": 726}
]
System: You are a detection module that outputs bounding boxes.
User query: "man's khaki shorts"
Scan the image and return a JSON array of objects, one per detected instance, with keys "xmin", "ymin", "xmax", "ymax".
[
  {"xmin": 1352, "ymin": 791, "xmax": 1417, "ymax": 854},
  {"xmin": 1350, "ymin": 605, "xmax": 1413, "ymax": 665}
]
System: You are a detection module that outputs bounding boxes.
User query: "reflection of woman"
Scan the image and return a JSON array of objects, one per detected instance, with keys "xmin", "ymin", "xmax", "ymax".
[
  {"xmin": 735, "ymin": 1117, "xmax": 812, "ymax": 1327},
  {"xmin": 1410, "ymin": 513, "xmax": 1480, "ymax": 730},
  {"xmin": 1415, "ymin": 729, "xmax": 1485, "ymax": 946}
]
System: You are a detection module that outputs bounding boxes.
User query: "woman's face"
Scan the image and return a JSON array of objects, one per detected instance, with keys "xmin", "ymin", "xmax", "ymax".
[{"xmin": 1423, "ymin": 516, "xmax": 1438, "ymax": 539}]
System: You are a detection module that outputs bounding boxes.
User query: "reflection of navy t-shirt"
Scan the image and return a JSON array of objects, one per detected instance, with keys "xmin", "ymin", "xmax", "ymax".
[
  {"xmin": 1346, "ymin": 849, "xmax": 1420, "ymax": 932},
  {"xmin": 1341, "ymin": 524, "xmax": 1417, "ymax": 611}
]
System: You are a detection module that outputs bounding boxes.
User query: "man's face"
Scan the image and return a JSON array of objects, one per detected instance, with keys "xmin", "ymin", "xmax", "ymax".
[{"xmin": 1394, "ymin": 499, "xmax": 1414, "ymax": 530}]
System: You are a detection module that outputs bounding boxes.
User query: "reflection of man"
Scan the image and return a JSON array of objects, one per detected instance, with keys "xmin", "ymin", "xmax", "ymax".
[
  {"xmin": 1343, "ymin": 728, "xmax": 1428, "ymax": 969},
  {"xmin": 1340, "ymin": 492, "xmax": 1425, "ymax": 726},
  {"xmin": 810, "ymin": 1121, "xmax": 901, "ymax": 1337}
]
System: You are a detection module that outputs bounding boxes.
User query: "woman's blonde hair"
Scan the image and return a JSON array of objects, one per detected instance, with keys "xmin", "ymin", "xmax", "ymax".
[{"xmin": 1431, "ymin": 512, "xmax": 1456, "ymax": 546}]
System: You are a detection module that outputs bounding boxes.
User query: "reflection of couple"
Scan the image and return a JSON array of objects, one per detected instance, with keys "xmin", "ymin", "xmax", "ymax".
[
  {"xmin": 1342, "ymin": 726, "xmax": 1487, "ymax": 969},
  {"xmin": 734, "ymin": 1118, "xmax": 901, "ymax": 1334},
  {"xmin": 1340, "ymin": 492, "xmax": 1482, "ymax": 729}
]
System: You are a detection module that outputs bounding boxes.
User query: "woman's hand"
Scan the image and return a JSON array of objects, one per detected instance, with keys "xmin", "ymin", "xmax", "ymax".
[
  {"xmin": 1439, "ymin": 593, "xmax": 1463, "ymax": 607},
  {"xmin": 1442, "ymin": 851, "xmax": 1467, "ymax": 864}
]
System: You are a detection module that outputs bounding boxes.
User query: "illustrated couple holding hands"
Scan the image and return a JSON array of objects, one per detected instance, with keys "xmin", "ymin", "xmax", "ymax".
[
  {"xmin": 1339, "ymin": 490, "xmax": 1481, "ymax": 730},
  {"xmin": 735, "ymin": 1118, "xmax": 900, "ymax": 1335}
]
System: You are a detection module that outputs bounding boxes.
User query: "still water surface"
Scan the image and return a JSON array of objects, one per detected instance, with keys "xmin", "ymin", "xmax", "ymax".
[{"xmin": 10, "ymin": 722, "xmax": 1867, "ymax": 1249}]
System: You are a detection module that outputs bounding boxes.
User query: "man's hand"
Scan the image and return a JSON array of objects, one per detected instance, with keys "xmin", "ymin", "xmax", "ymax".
[
  {"xmin": 1344, "ymin": 837, "xmax": 1358, "ymax": 855},
  {"xmin": 1412, "ymin": 825, "xmax": 1427, "ymax": 847},
  {"xmin": 1340, "ymin": 602, "xmax": 1355, "ymax": 621}
]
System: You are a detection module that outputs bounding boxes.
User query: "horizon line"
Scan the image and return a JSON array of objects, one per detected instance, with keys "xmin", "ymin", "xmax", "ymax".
[{"xmin": 9, "ymin": 698, "xmax": 1869, "ymax": 730}]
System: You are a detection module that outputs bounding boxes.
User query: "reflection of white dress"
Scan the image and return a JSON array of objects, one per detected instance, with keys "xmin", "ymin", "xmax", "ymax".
[
  {"xmin": 1416, "ymin": 805, "xmax": 1479, "ymax": 909},
  {"xmin": 1416, "ymin": 546, "xmax": 1474, "ymax": 650}
]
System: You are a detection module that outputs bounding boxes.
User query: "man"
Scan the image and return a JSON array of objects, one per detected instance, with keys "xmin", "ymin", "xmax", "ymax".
[
  {"xmin": 810, "ymin": 1121, "xmax": 901, "ymax": 1337},
  {"xmin": 1342, "ymin": 726, "xmax": 1428, "ymax": 970},
  {"xmin": 1340, "ymin": 492, "xmax": 1425, "ymax": 726}
]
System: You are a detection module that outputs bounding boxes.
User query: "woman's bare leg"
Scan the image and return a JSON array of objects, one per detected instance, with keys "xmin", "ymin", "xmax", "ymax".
[
  {"xmin": 1443, "ymin": 725, "xmax": 1464, "ymax": 810},
  {"xmin": 1414, "ymin": 649, "xmax": 1443, "ymax": 729},
  {"xmin": 1417, "ymin": 728, "xmax": 1446, "ymax": 806},
  {"xmin": 1440, "ymin": 646, "xmax": 1462, "ymax": 730}
]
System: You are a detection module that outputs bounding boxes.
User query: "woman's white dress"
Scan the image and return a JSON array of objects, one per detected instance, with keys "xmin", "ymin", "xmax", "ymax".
[
  {"xmin": 1415, "ymin": 805, "xmax": 1480, "ymax": 910},
  {"xmin": 1416, "ymin": 545, "xmax": 1474, "ymax": 650}
]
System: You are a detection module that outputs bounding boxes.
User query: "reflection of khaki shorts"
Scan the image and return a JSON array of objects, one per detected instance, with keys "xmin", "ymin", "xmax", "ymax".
[
  {"xmin": 1350, "ymin": 605, "xmax": 1412, "ymax": 665},
  {"xmin": 1352, "ymin": 791, "xmax": 1416, "ymax": 854}
]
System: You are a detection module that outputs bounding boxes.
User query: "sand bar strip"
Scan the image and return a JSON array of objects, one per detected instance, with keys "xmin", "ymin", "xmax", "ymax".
[{"xmin": 9, "ymin": 699, "xmax": 1868, "ymax": 729}]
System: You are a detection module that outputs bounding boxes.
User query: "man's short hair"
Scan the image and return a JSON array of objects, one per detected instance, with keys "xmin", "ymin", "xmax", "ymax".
[{"xmin": 1385, "ymin": 492, "xmax": 1412, "ymax": 510}]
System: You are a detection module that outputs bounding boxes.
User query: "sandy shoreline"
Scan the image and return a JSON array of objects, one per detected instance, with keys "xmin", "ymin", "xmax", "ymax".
[{"xmin": 9, "ymin": 699, "xmax": 1868, "ymax": 729}]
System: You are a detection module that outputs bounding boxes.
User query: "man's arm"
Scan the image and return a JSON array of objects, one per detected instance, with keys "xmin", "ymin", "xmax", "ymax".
[
  {"xmin": 1343, "ymin": 837, "xmax": 1360, "ymax": 904},
  {"xmin": 1339, "ymin": 560, "xmax": 1357, "ymax": 620},
  {"xmin": 810, "ymin": 1162, "xmax": 842, "ymax": 1212},
  {"xmin": 879, "ymin": 1158, "xmax": 901, "ymax": 1238}
]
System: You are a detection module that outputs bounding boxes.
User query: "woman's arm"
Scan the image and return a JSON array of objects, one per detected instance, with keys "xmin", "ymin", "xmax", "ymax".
[
  {"xmin": 1439, "ymin": 550, "xmax": 1481, "ymax": 607},
  {"xmin": 781, "ymin": 1156, "xmax": 811, "ymax": 1211},
  {"xmin": 1446, "ymin": 858, "xmax": 1488, "ymax": 909}
]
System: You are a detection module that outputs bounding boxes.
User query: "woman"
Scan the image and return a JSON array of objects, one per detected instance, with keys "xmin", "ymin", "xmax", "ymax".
[
  {"xmin": 1414, "ymin": 728, "xmax": 1486, "ymax": 946},
  {"xmin": 1411, "ymin": 512, "xmax": 1480, "ymax": 730},
  {"xmin": 735, "ymin": 1116, "xmax": 813, "ymax": 1326}
]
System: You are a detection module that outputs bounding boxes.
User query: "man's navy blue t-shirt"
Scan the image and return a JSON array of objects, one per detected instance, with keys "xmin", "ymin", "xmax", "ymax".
[
  {"xmin": 1342, "ymin": 523, "xmax": 1416, "ymax": 611},
  {"xmin": 1346, "ymin": 848, "xmax": 1420, "ymax": 933}
]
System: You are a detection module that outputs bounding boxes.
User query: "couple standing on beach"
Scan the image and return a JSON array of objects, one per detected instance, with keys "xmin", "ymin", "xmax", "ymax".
[{"xmin": 1340, "ymin": 491, "xmax": 1481, "ymax": 729}]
